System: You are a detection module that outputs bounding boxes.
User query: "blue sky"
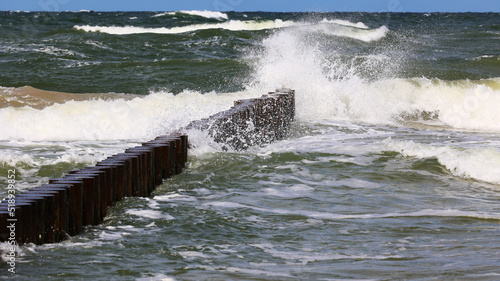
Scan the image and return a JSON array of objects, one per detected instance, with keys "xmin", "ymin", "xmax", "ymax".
[{"xmin": 1, "ymin": 0, "xmax": 499, "ymax": 13}]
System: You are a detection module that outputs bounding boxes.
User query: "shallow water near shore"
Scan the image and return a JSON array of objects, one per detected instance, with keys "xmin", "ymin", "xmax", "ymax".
[
  {"xmin": 1, "ymin": 11, "xmax": 500, "ymax": 280},
  {"xmin": 6, "ymin": 121, "xmax": 500, "ymax": 280}
]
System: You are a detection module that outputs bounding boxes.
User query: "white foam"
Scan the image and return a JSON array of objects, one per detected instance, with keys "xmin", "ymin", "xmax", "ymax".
[
  {"xmin": 0, "ymin": 141, "xmax": 120, "ymax": 193},
  {"xmin": 74, "ymin": 20, "xmax": 295, "ymax": 35},
  {"xmin": 275, "ymin": 20, "xmax": 387, "ymax": 42},
  {"xmin": 34, "ymin": 45, "xmax": 85, "ymax": 58},
  {"xmin": 183, "ymin": 128, "xmax": 226, "ymax": 156},
  {"xmin": 263, "ymin": 184, "xmax": 314, "ymax": 198},
  {"xmin": 321, "ymin": 18, "xmax": 369, "ymax": 29},
  {"xmin": 0, "ymin": 151, "xmax": 38, "ymax": 167},
  {"xmin": 0, "ymin": 140, "xmax": 133, "ymax": 192},
  {"xmin": 251, "ymin": 243, "xmax": 402, "ymax": 264},
  {"xmin": 176, "ymin": 10, "xmax": 229, "ymax": 20},
  {"xmin": 314, "ymin": 22, "xmax": 388, "ymax": 42},
  {"xmin": 151, "ymin": 12, "xmax": 170, "ymax": 18},
  {"xmin": 74, "ymin": 19, "xmax": 386, "ymax": 43},
  {"xmin": 144, "ymin": 198, "xmax": 160, "ymax": 209},
  {"xmin": 204, "ymin": 202, "xmax": 248, "ymax": 209},
  {"xmin": 177, "ymin": 251, "xmax": 210, "ymax": 259},
  {"xmin": 247, "ymin": 22, "xmax": 500, "ymax": 132},
  {"xmin": 203, "ymin": 200, "xmax": 500, "ymax": 221},
  {"xmin": 154, "ymin": 193, "xmax": 198, "ymax": 202},
  {"xmin": 257, "ymin": 125, "xmax": 388, "ymax": 158},
  {"xmin": 0, "ymin": 242, "xmax": 23, "ymax": 263},
  {"xmin": 125, "ymin": 209, "xmax": 174, "ymax": 220},
  {"xmin": 384, "ymin": 138, "xmax": 500, "ymax": 184},
  {"xmin": 0, "ymin": 90, "xmax": 257, "ymax": 141},
  {"xmin": 153, "ymin": 10, "xmax": 228, "ymax": 20},
  {"xmin": 99, "ymin": 231, "xmax": 127, "ymax": 240}
]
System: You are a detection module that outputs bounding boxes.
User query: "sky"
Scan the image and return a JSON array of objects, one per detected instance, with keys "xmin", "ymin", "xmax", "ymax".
[{"xmin": 1, "ymin": 0, "xmax": 499, "ymax": 13}]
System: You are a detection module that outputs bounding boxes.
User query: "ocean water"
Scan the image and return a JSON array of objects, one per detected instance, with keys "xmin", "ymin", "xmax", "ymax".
[{"xmin": 1, "ymin": 10, "xmax": 500, "ymax": 280}]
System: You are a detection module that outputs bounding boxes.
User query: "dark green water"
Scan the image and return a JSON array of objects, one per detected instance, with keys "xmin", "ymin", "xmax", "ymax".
[
  {"xmin": 1, "ymin": 12, "xmax": 499, "ymax": 94},
  {"xmin": 1, "ymin": 11, "xmax": 500, "ymax": 280}
]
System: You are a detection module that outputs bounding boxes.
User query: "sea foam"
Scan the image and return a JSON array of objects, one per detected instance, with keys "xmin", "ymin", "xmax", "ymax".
[
  {"xmin": 74, "ymin": 20, "xmax": 295, "ymax": 35},
  {"xmin": 0, "ymin": 89, "xmax": 258, "ymax": 141},
  {"xmin": 153, "ymin": 10, "xmax": 229, "ymax": 20},
  {"xmin": 73, "ymin": 18, "xmax": 385, "ymax": 39},
  {"xmin": 384, "ymin": 138, "xmax": 500, "ymax": 184},
  {"xmin": 247, "ymin": 22, "xmax": 500, "ymax": 132}
]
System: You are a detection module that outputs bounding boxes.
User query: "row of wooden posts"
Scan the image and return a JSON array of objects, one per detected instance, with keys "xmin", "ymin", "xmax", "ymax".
[
  {"xmin": 0, "ymin": 89, "xmax": 295, "ymax": 245},
  {"xmin": 0, "ymin": 134, "xmax": 187, "ymax": 245}
]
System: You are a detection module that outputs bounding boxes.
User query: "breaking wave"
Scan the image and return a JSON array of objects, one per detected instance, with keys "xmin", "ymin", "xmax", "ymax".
[{"xmin": 152, "ymin": 10, "xmax": 229, "ymax": 20}]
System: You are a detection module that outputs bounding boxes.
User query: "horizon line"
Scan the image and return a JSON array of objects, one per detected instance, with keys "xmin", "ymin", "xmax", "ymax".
[{"xmin": 1, "ymin": 10, "xmax": 499, "ymax": 13}]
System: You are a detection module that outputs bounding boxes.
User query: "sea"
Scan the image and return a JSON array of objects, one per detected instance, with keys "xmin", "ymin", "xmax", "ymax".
[{"xmin": 1, "ymin": 10, "xmax": 500, "ymax": 280}]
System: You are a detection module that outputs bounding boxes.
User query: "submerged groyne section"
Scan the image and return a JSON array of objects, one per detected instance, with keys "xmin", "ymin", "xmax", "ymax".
[
  {"xmin": 0, "ymin": 89, "xmax": 294, "ymax": 245},
  {"xmin": 186, "ymin": 89, "xmax": 295, "ymax": 150}
]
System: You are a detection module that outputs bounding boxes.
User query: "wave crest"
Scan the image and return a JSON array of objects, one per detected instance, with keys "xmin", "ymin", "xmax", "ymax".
[
  {"xmin": 74, "ymin": 19, "xmax": 295, "ymax": 35},
  {"xmin": 384, "ymin": 138, "xmax": 500, "ymax": 184},
  {"xmin": 0, "ymin": 89, "xmax": 258, "ymax": 141},
  {"xmin": 153, "ymin": 10, "xmax": 229, "ymax": 20},
  {"xmin": 247, "ymin": 22, "xmax": 500, "ymax": 132},
  {"xmin": 73, "ymin": 19, "xmax": 387, "ymax": 40}
]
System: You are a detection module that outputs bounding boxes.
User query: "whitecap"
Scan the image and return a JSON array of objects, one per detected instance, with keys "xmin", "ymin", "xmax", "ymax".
[
  {"xmin": 125, "ymin": 209, "xmax": 174, "ymax": 220},
  {"xmin": 74, "ymin": 19, "xmax": 295, "ymax": 35}
]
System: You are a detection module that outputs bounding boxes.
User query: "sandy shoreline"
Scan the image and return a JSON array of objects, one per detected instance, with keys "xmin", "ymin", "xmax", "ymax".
[{"xmin": 0, "ymin": 86, "xmax": 137, "ymax": 109}]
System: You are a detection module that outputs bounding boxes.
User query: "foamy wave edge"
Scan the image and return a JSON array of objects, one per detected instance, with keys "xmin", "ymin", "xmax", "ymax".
[
  {"xmin": 384, "ymin": 138, "xmax": 500, "ymax": 185},
  {"xmin": 205, "ymin": 202, "xmax": 500, "ymax": 220},
  {"xmin": 0, "ymin": 89, "xmax": 259, "ymax": 141},
  {"xmin": 73, "ymin": 19, "xmax": 387, "ymax": 41},
  {"xmin": 74, "ymin": 20, "xmax": 296, "ymax": 35},
  {"xmin": 153, "ymin": 10, "xmax": 229, "ymax": 20}
]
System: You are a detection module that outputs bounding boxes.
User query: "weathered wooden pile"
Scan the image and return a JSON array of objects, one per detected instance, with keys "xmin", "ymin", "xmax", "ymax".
[{"xmin": 186, "ymin": 89, "xmax": 295, "ymax": 150}]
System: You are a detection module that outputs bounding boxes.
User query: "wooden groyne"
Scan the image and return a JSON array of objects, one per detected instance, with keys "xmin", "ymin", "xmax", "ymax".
[
  {"xmin": 0, "ymin": 134, "xmax": 188, "ymax": 245},
  {"xmin": 0, "ymin": 89, "xmax": 295, "ymax": 245}
]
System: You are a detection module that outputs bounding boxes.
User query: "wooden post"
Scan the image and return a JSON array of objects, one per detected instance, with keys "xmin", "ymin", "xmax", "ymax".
[
  {"xmin": 48, "ymin": 179, "xmax": 84, "ymax": 235},
  {"xmin": 101, "ymin": 156, "xmax": 134, "ymax": 197},
  {"xmin": 61, "ymin": 175, "xmax": 96, "ymax": 227},
  {"xmin": 125, "ymin": 147, "xmax": 154, "ymax": 196},
  {"xmin": 36, "ymin": 184, "xmax": 71, "ymax": 242},
  {"xmin": 0, "ymin": 201, "xmax": 34, "ymax": 244},
  {"xmin": 23, "ymin": 190, "xmax": 58, "ymax": 243},
  {"xmin": 69, "ymin": 171, "xmax": 105, "ymax": 223},
  {"xmin": 14, "ymin": 194, "xmax": 47, "ymax": 244}
]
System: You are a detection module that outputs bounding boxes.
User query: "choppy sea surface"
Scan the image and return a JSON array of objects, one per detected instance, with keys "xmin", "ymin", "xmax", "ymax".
[{"xmin": 1, "ymin": 11, "xmax": 500, "ymax": 280}]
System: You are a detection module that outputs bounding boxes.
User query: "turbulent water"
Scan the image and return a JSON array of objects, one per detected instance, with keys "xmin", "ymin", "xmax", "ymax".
[{"xmin": 1, "ymin": 10, "xmax": 500, "ymax": 280}]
